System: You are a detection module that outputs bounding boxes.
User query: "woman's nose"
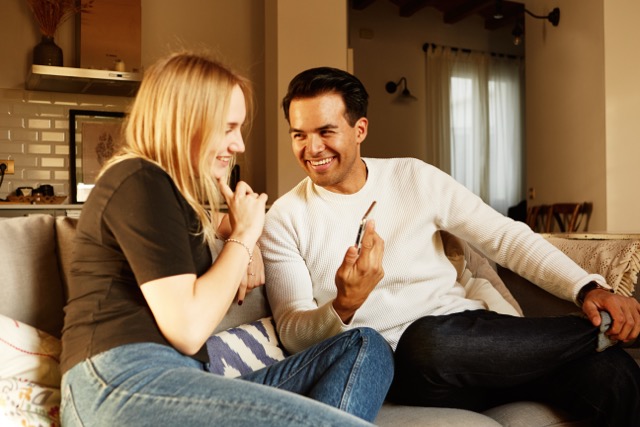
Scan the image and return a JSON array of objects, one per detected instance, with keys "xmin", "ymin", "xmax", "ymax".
[{"xmin": 230, "ymin": 133, "xmax": 245, "ymax": 153}]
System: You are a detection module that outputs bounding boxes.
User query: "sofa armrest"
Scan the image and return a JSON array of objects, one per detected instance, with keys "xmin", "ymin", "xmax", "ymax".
[{"xmin": 497, "ymin": 266, "xmax": 578, "ymax": 317}]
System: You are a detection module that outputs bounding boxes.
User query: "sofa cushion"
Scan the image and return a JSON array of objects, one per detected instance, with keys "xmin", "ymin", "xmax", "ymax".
[
  {"xmin": 483, "ymin": 401, "xmax": 590, "ymax": 427},
  {"xmin": 0, "ymin": 314, "xmax": 62, "ymax": 427},
  {"xmin": 0, "ymin": 377, "xmax": 60, "ymax": 427},
  {"xmin": 54, "ymin": 216, "xmax": 77, "ymax": 300},
  {"xmin": 0, "ymin": 215, "xmax": 65, "ymax": 338},
  {"xmin": 440, "ymin": 231, "xmax": 523, "ymax": 316},
  {"xmin": 376, "ymin": 403, "xmax": 501, "ymax": 426},
  {"xmin": 213, "ymin": 286, "xmax": 272, "ymax": 333},
  {"xmin": 206, "ymin": 317, "xmax": 286, "ymax": 377},
  {"xmin": 0, "ymin": 314, "xmax": 61, "ymax": 387}
]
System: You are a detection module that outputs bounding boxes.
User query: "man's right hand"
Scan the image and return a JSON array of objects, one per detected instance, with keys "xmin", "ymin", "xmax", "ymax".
[{"xmin": 333, "ymin": 220, "xmax": 385, "ymax": 323}]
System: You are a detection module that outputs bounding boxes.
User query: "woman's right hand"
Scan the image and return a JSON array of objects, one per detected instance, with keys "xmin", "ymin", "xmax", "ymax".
[{"xmin": 217, "ymin": 178, "xmax": 268, "ymax": 248}]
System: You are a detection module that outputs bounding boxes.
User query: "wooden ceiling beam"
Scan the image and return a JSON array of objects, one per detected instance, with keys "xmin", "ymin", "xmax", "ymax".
[
  {"xmin": 398, "ymin": 0, "xmax": 434, "ymax": 17},
  {"xmin": 443, "ymin": 0, "xmax": 494, "ymax": 24},
  {"xmin": 351, "ymin": 0, "xmax": 378, "ymax": 11},
  {"xmin": 483, "ymin": 2, "xmax": 524, "ymax": 30}
]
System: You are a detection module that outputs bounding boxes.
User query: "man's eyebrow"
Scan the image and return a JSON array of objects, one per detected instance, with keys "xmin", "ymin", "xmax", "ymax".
[{"xmin": 289, "ymin": 124, "xmax": 338, "ymax": 134}]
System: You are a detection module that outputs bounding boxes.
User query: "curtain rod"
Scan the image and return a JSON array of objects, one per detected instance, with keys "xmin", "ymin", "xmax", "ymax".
[{"xmin": 422, "ymin": 43, "xmax": 523, "ymax": 60}]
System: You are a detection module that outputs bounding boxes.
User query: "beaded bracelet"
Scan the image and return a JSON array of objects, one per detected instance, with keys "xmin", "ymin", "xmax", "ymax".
[{"xmin": 224, "ymin": 238, "xmax": 253, "ymax": 264}]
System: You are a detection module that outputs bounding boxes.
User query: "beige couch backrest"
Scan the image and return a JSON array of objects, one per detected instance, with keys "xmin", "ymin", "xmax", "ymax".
[
  {"xmin": 0, "ymin": 214, "xmax": 66, "ymax": 338},
  {"xmin": 0, "ymin": 214, "xmax": 270, "ymax": 339}
]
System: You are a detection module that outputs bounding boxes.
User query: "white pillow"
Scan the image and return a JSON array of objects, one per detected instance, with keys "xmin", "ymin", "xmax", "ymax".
[
  {"xmin": 206, "ymin": 317, "xmax": 287, "ymax": 378},
  {"xmin": 0, "ymin": 377, "xmax": 60, "ymax": 427},
  {"xmin": 0, "ymin": 314, "xmax": 61, "ymax": 427},
  {"xmin": 0, "ymin": 314, "xmax": 61, "ymax": 387}
]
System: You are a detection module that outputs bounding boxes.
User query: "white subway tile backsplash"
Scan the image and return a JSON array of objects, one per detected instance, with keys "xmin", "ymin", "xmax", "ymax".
[
  {"xmin": 0, "ymin": 141, "xmax": 24, "ymax": 153},
  {"xmin": 55, "ymin": 145, "xmax": 69, "ymax": 155},
  {"xmin": 54, "ymin": 171, "xmax": 69, "ymax": 180},
  {"xmin": 14, "ymin": 156, "xmax": 38, "ymax": 167},
  {"xmin": 26, "ymin": 169, "xmax": 51, "ymax": 180},
  {"xmin": 24, "ymin": 91, "xmax": 53, "ymax": 102},
  {"xmin": 40, "ymin": 105, "xmax": 66, "ymax": 117},
  {"xmin": 54, "ymin": 119, "xmax": 68, "ymax": 129},
  {"xmin": 13, "ymin": 103, "xmax": 41, "ymax": 116},
  {"xmin": 28, "ymin": 119, "xmax": 52, "ymax": 129},
  {"xmin": 11, "ymin": 129, "xmax": 39, "ymax": 141},
  {"xmin": 42, "ymin": 131, "xmax": 65, "ymax": 142},
  {"xmin": 28, "ymin": 144, "xmax": 52, "ymax": 154},
  {"xmin": 0, "ymin": 88, "xmax": 131, "ymax": 199},
  {"xmin": 42, "ymin": 157, "xmax": 65, "ymax": 168},
  {"xmin": 0, "ymin": 116, "xmax": 24, "ymax": 127}
]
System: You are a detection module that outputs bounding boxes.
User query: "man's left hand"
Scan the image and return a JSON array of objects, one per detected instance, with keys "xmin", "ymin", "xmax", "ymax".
[{"xmin": 583, "ymin": 289, "xmax": 640, "ymax": 343}]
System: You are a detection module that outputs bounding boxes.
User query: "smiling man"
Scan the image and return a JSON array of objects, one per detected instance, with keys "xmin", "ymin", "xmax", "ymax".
[{"xmin": 260, "ymin": 66, "xmax": 640, "ymax": 426}]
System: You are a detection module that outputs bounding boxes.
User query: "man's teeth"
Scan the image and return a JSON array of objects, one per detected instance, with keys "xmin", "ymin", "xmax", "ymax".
[{"xmin": 310, "ymin": 158, "xmax": 332, "ymax": 166}]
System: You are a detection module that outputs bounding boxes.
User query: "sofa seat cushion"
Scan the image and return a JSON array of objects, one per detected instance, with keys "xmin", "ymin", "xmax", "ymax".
[
  {"xmin": 376, "ymin": 403, "xmax": 501, "ymax": 426},
  {"xmin": 483, "ymin": 401, "xmax": 590, "ymax": 427}
]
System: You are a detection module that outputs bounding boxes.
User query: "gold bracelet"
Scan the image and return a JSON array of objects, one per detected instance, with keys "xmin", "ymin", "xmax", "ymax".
[{"xmin": 224, "ymin": 238, "xmax": 253, "ymax": 264}]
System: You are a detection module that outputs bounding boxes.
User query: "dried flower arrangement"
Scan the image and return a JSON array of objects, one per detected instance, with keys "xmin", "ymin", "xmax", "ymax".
[{"xmin": 25, "ymin": 0, "xmax": 94, "ymax": 38}]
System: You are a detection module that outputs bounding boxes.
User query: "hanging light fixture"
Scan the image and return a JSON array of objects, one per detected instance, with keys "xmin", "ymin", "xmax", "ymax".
[{"xmin": 493, "ymin": 0, "xmax": 504, "ymax": 20}]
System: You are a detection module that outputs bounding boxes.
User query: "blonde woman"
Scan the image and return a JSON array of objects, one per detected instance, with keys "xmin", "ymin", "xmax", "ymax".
[{"xmin": 60, "ymin": 52, "xmax": 393, "ymax": 427}]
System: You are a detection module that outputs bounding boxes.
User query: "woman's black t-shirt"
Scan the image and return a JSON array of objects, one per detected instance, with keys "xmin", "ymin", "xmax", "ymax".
[{"xmin": 60, "ymin": 158, "xmax": 213, "ymax": 374}]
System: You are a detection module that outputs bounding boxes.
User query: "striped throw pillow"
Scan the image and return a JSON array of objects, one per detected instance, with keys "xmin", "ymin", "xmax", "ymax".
[{"xmin": 206, "ymin": 317, "xmax": 287, "ymax": 377}]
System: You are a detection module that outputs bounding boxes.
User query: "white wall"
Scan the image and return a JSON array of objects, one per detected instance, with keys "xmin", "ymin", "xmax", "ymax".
[
  {"xmin": 603, "ymin": 0, "xmax": 640, "ymax": 232},
  {"xmin": 348, "ymin": 1, "xmax": 523, "ymax": 161},
  {"xmin": 525, "ymin": 0, "xmax": 607, "ymax": 231},
  {"xmin": 525, "ymin": 0, "xmax": 640, "ymax": 232},
  {"xmin": 265, "ymin": 0, "xmax": 349, "ymax": 197}
]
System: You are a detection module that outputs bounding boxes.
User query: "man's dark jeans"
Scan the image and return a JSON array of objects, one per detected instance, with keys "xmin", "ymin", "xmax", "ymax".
[{"xmin": 388, "ymin": 310, "xmax": 640, "ymax": 426}]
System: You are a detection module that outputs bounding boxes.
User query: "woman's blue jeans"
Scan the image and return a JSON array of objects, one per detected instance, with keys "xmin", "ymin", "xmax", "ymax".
[
  {"xmin": 389, "ymin": 310, "xmax": 640, "ymax": 427},
  {"xmin": 61, "ymin": 327, "xmax": 393, "ymax": 427}
]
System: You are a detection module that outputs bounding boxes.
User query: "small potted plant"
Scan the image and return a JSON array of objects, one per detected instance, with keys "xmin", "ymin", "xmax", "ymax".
[{"xmin": 25, "ymin": 0, "xmax": 94, "ymax": 66}]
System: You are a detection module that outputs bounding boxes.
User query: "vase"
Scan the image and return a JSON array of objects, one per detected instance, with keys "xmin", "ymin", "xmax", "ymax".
[{"xmin": 33, "ymin": 36, "xmax": 63, "ymax": 66}]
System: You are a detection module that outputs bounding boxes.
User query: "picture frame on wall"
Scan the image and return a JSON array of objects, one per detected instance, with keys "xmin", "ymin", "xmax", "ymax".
[{"xmin": 69, "ymin": 109, "xmax": 126, "ymax": 204}]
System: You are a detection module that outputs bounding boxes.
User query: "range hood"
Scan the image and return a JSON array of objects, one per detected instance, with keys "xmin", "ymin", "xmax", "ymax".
[{"xmin": 26, "ymin": 64, "xmax": 142, "ymax": 97}]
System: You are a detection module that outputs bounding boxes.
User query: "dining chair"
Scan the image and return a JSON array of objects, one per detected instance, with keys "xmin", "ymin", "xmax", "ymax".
[
  {"xmin": 526, "ymin": 204, "xmax": 553, "ymax": 232},
  {"xmin": 550, "ymin": 203, "xmax": 583, "ymax": 232}
]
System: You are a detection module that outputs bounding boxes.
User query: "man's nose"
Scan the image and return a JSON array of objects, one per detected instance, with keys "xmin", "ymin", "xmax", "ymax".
[{"xmin": 307, "ymin": 134, "xmax": 325, "ymax": 154}]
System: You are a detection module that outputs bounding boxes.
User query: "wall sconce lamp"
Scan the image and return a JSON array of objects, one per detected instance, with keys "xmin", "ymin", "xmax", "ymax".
[
  {"xmin": 510, "ymin": 7, "xmax": 560, "ymax": 46},
  {"xmin": 385, "ymin": 77, "xmax": 414, "ymax": 98},
  {"xmin": 525, "ymin": 7, "xmax": 560, "ymax": 26}
]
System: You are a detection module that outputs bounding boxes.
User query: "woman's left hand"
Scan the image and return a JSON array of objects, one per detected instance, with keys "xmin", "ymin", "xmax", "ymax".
[{"xmin": 237, "ymin": 244, "xmax": 265, "ymax": 303}]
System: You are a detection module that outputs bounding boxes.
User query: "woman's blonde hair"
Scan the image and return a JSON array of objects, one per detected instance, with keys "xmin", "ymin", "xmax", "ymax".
[{"xmin": 102, "ymin": 51, "xmax": 253, "ymax": 246}]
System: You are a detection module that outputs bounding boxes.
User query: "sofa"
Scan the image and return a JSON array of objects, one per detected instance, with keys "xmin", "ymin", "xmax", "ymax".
[{"xmin": 1, "ymin": 214, "xmax": 638, "ymax": 427}]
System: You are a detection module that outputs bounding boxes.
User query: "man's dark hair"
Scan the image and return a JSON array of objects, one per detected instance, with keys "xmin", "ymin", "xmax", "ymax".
[{"xmin": 282, "ymin": 67, "xmax": 369, "ymax": 127}]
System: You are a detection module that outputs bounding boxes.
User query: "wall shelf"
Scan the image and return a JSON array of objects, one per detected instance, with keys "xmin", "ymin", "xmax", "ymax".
[{"xmin": 26, "ymin": 64, "xmax": 142, "ymax": 97}]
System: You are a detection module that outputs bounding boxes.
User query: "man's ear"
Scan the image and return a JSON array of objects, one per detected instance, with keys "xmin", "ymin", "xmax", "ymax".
[{"xmin": 355, "ymin": 117, "xmax": 368, "ymax": 143}]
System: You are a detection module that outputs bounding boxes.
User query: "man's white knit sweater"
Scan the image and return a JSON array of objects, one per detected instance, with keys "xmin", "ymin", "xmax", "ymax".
[{"xmin": 261, "ymin": 158, "xmax": 606, "ymax": 353}]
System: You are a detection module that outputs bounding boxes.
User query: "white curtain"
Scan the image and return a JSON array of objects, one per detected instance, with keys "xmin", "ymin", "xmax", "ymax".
[{"xmin": 425, "ymin": 46, "xmax": 524, "ymax": 215}]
